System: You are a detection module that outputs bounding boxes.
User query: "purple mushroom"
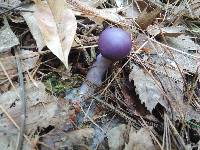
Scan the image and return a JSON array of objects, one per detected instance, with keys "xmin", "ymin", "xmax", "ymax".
[{"xmin": 79, "ymin": 27, "xmax": 132, "ymax": 97}]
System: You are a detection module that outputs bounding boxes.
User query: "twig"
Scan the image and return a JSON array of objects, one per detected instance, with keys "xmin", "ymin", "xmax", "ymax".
[
  {"xmin": 79, "ymin": 104, "xmax": 106, "ymax": 134},
  {"xmin": 15, "ymin": 46, "xmax": 26, "ymax": 150},
  {"xmin": 167, "ymin": 115, "xmax": 187, "ymax": 150}
]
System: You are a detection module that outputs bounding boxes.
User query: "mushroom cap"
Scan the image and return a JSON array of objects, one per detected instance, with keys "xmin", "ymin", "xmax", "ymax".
[{"xmin": 98, "ymin": 27, "xmax": 132, "ymax": 60}]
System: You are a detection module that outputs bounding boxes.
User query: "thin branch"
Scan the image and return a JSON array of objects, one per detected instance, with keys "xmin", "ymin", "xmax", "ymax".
[{"xmin": 15, "ymin": 46, "xmax": 26, "ymax": 150}]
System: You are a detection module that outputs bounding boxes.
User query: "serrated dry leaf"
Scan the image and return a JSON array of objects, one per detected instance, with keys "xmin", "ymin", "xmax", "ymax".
[
  {"xmin": 34, "ymin": 1, "xmax": 77, "ymax": 68},
  {"xmin": 129, "ymin": 58, "xmax": 200, "ymax": 121},
  {"xmin": 129, "ymin": 64, "xmax": 168, "ymax": 112}
]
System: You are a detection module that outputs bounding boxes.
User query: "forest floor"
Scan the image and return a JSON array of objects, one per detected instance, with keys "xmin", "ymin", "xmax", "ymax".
[{"xmin": 0, "ymin": 0, "xmax": 200, "ymax": 150}]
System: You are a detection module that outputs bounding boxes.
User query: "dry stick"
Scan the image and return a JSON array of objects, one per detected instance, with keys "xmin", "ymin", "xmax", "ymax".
[
  {"xmin": 167, "ymin": 115, "xmax": 187, "ymax": 150},
  {"xmin": 15, "ymin": 46, "xmax": 26, "ymax": 150},
  {"xmin": 79, "ymin": 104, "xmax": 106, "ymax": 134}
]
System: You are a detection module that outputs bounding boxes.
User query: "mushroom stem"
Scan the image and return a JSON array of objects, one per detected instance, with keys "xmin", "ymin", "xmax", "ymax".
[{"xmin": 79, "ymin": 54, "xmax": 112, "ymax": 96}]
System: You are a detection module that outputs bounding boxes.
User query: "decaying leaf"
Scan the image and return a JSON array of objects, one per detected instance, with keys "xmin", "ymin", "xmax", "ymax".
[
  {"xmin": 0, "ymin": 17, "xmax": 19, "ymax": 52},
  {"xmin": 147, "ymin": 25, "xmax": 186, "ymax": 37},
  {"xmin": 164, "ymin": 35, "xmax": 200, "ymax": 74},
  {"xmin": 171, "ymin": 0, "xmax": 200, "ymax": 19},
  {"xmin": 41, "ymin": 128, "xmax": 94, "ymax": 150},
  {"xmin": 107, "ymin": 124, "xmax": 127, "ymax": 150},
  {"xmin": 34, "ymin": 1, "xmax": 77, "ymax": 68},
  {"xmin": 166, "ymin": 35, "xmax": 200, "ymax": 53},
  {"xmin": 0, "ymin": 50, "xmax": 39, "ymax": 92},
  {"xmin": 0, "ymin": 50, "xmax": 39, "ymax": 73},
  {"xmin": 0, "ymin": 81, "xmax": 61, "ymax": 150},
  {"xmin": 122, "ymin": 5, "xmax": 140, "ymax": 18},
  {"xmin": 124, "ymin": 127, "xmax": 155, "ymax": 150},
  {"xmin": 0, "ymin": 82, "xmax": 58, "ymax": 133},
  {"xmin": 80, "ymin": 0, "xmax": 107, "ymax": 7},
  {"xmin": 0, "ymin": 135, "xmax": 32, "ymax": 150}
]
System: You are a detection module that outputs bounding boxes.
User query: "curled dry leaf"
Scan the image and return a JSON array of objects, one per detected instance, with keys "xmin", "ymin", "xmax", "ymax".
[
  {"xmin": 34, "ymin": 0, "xmax": 77, "ymax": 68},
  {"xmin": 21, "ymin": 4, "xmax": 46, "ymax": 51}
]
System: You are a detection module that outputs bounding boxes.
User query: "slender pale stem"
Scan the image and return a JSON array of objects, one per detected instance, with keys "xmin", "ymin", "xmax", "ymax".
[{"xmin": 79, "ymin": 54, "xmax": 112, "ymax": 96}]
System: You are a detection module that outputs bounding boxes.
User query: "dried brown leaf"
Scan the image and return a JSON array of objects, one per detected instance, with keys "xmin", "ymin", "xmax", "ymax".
[
  {"xmin": 34, "ymin": 1, "xmax": 77, "ymax": 68},
  {"xmin": 135, "ymin": 7, "xmax": 161, "ymax": 30},
  {"xmin": 21, "ymin": 4, "xmax": 45, "ymax": 51},
  {"xmin": 129, "ymin": 64, "xmax": 168, "ymax": 112}
]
